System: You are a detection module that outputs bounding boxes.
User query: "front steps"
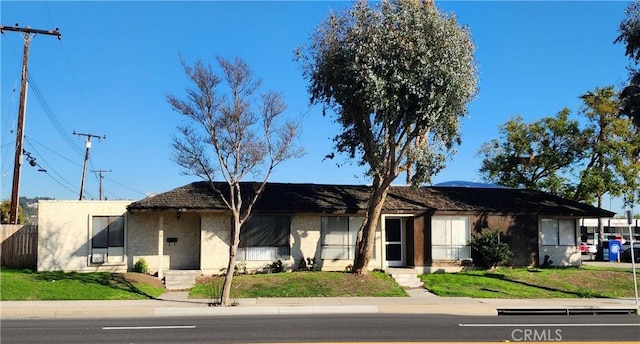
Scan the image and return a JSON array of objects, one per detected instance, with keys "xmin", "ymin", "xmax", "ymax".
[
  {"xmin": 164, "ymin": 270, "xmax": 200, "ymax": 290},
  {"xmin": 387, "ymin": 267, "xmax": 423, "ymax": 289}
]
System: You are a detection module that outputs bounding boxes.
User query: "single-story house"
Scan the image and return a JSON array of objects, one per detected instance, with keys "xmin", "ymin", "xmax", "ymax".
[{"xmin": 36, "ymin": 181, "xmax": 614, "ymax": 276}]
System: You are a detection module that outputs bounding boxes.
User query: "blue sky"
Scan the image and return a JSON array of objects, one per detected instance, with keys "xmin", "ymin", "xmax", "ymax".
[{"xmin": 0, "ymin": 1, "xmax": 635, "ymax": 215}]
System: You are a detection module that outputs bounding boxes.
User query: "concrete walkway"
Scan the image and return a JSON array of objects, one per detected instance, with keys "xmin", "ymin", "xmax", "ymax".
[{"xmin": 1, "ymin": 288, "xmax": 638, "ymax": 319}]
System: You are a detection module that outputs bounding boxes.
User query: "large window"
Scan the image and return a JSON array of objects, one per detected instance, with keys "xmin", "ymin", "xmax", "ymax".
[
  {"xmin": 431, "ymin": 216, "xmax": 470, "ymax": 260},
  {"xmin": 91, "ymin": 216, "xmax": 125, "ymax": 264},
  {"xmin": 239, "ymin": 215, "xmax": 290, "ymax": 261},
  {"xmin": 541, "ymin": 218, "xmax": 576, "ymax": 246},
  {"xmin": 321, "ymin": 216, "xmax": 364, "ymax": 260}
]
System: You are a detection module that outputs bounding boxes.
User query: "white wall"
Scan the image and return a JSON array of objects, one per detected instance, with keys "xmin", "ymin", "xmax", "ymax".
[
  {"xmin": 38, "ymin": 202, "xmax": 388, "ymax": 274},
  {"xmin": 198, "ymin": 213, "xmax": 384, "ymax": 274},
  {"xmin": 37, "ymin": 200, "xmax": 132, "ymax": 272},
  {"xmin": 538, "ymin": 218, "xmax": 581, "ymax": 267}
]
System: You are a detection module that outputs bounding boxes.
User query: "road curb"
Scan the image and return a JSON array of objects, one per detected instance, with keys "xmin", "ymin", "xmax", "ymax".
[{"xmin": 496, "ymin": 307, "xmax": 639, "ymax": 315}]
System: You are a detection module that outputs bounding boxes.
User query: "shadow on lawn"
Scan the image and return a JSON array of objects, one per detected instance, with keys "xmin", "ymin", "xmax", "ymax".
[
  {"xmin": 479, "ymin": 271, "xmax": 610, "ymax": 299},
  {"xmin": 33, "ymin": 270, "xmax": 157, "ymax": 299}
]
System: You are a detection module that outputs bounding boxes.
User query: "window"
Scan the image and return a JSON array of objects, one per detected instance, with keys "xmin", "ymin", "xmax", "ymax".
[
  {"xmin": 321, "ymin": 216, "xmax": 364, "ymax": 260},
  {"xmin": 541, "ymin": 218, "xmax": 576, "ymax": 246},
  {"xmin": 91, "ymin": 216, "xmax": 125, "ymax": 264},
  {"xmin": 431, "ymin": 216, "xmax": 470, "ymax": 260},
  {"xmin": 239, "ymin": 215, "xmax": 290, "ymax": 261}
]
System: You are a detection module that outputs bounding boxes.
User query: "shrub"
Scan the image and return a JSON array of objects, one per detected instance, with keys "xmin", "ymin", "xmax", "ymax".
[
  {"xmin": 469, "ymin": 228, "xmax": 513, "ymax": 269},
  {"xmin": 207, "ymin": 278, "xmax": 222, "ymax": 305},
  {"xmin": 235, "ymin": 261, "xmax": 247, "ymax": 275},
  {"xmin": 220, "ymin": 261, "xmax": 248, "ymax": 276},
  {"xmin": 266, "ymin": 259, "xmax": 284, "ymax": 273},
  {"xmin": 298, "ymin": 257, "xmax": 319, "ymax": 272},
  {"xmin": 133, "ymin": 258, "xmax": 148, "ymax": 274}
]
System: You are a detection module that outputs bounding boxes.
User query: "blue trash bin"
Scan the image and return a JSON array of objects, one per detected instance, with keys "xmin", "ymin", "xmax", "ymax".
[{"xmin": 609, "ymin": 240, "xmax": 622, "ymax": 262}]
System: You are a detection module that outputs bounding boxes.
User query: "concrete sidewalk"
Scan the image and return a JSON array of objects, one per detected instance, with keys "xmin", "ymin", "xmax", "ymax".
[{"xmin": 1, "ymin": 288, "xmax": 638, "ymax": 319}]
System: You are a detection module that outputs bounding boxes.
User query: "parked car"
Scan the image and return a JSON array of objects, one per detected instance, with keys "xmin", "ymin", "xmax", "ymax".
[
  {"xmin": 620, "ymin": 247, "xmax": 640, "ymax": 263},
  {"xmin": 621, "ymin": 241, "xmax": 640, "ymax": 251},
  {"xmin": 580, "ymin": 242, "xmax": 598, "ymax": 255}
]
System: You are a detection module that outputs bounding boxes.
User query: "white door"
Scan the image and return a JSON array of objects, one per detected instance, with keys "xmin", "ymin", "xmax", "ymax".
[{"xmin": 385, "ymin": 218, "xmax": 404, "ymax": 267}]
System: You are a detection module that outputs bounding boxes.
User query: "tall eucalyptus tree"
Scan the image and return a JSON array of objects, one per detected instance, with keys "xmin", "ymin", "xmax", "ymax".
[{"xmin": 296, "ymin": 0, "xmax": 478, "ymax": 273}]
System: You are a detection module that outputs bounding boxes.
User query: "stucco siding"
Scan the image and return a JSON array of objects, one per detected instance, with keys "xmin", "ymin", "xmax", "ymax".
[
  {"xmin": 162, "ymin": 212, "xmax": 200, "ymax": 269},
  {"xmin": 200, "ymin": 213, "xmax": 232, "ymax": 275},
  {"xmin": 128, "ymin": 211, "xmax": 201, "ymax": 274},
  {"xmin": 126, "ymin": 212, "xmax": 164, "ymax": 274},
  {"xmin": 538, "ymin": 218, "xmax": 581, "ymax": 267},
  {"xmin": 290, "ymin": 214, "xmax": 322, "ymax": 269},
  {"xmin": 37, "ymin": 200, "xmax": 132, "ymax": 272},
  {"xmin": 539, "ymin": 246, "xmax": 582, "ymax": 267},
  {"xmin": 290, "ymin": 214, "xmax": 384, "ymax": 272},
  {"xmin": 198, "ymin": 213, "xmax": 384, "ymax": 274}
]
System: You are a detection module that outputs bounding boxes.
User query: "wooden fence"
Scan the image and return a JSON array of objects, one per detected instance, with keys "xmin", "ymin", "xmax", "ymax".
[{"xmin": 1, "ymin": 225, "xmax": 37, "ymax": 270}]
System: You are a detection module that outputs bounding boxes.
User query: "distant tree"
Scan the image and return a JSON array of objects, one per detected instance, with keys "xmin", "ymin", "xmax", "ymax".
[
  {"xmin": 576, "ymin": 86, "xmax": 638, "ymax": 204},
  {"xmin": 577, "ymin": 86, "xmax": 640, "ymax": 249},
  {"xmin": 615, "ymin": 1, "xmax": 640, "ymax": 128},
  {"xmin": 479, "ymin": 86, "xmax": 640, "ymax": 251},
  {"xmin": 295, "ymin": 0, "xmax": 477, "ymax": 274},
  {"xmin": 0, "ymin": 200, "xmax": 25, "ymax": 224},
  {"xmin": 478, "ymin": 109, "xmax": 585, "ymax": 200},
  {"xmin": 167, "ymin": 56, "xmax": 304, "ymax": 306}
]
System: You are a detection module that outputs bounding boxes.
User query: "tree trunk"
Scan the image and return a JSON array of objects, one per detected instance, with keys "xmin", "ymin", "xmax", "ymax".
[
  {"xmin": 352, "ymin": 183, "xmax": 390, "ymax": 274},
  {"xmin": 221, "ymin": 214, "xmax": 241, "ymax": 306}
]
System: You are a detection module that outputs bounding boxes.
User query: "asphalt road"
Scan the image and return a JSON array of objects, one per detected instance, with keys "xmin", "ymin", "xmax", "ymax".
[{"xmin": 2, "ymin": 314, "xmax": 639, "ymax": 343}]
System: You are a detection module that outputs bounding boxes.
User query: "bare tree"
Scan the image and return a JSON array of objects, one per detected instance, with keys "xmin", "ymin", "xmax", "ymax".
[{"xmin": 167, "ymin": 56, "xmax": 304, "ymax": 306}]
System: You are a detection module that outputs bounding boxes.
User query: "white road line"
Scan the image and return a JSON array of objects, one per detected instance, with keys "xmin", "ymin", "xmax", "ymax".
[
  {"xmin": 459, "ymin": 323, "xmax": 640, "ymax": 327},
  {"xmin": 102, "ymin": 325, "xmax": 196, "ymax": 330}
]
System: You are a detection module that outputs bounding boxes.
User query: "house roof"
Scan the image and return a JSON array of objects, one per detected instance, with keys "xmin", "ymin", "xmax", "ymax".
[
  {"xmin": 127, "ymin": 181, "xmax": 614, "ymax": 218},
  {"xmin": 417, "ymin": 186, "xmax": 614, "ymax": 217}
]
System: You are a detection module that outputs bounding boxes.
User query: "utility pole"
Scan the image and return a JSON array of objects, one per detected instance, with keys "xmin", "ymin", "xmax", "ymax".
[
  {"xmin": 90, "ymin": 169, "xmax": 111, "ymax": 200},
  {"xmin": 73, "ymin": 131, "xmax": 106, "ymax": 200},
  {"xmin": 1, "ymin": 24, "xmax": 61, "ymax": 224}
]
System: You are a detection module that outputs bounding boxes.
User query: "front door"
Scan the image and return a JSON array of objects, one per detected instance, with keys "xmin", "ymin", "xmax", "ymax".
[{"xmin": 385, "ymin": 217, "xmax": 404, "ymax": 267}]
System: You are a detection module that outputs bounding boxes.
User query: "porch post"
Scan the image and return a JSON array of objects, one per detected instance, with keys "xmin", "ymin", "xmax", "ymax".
[{"xmin": 158, "ymin": 214, "xmax": 164, "ymax": 280}]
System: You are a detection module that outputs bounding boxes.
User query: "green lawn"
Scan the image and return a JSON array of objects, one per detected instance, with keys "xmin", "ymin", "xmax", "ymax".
[
  {"xmin": 2, "ymin": 266, "xmax": 636, "ymax": 301},
  {"xmin": 190, "ymin": 271, "xmax": 408, "ymax": 299},
  {"xmin": 421, "ymin": 266, "xmax": 638, "ymax": 299},
  {"xmin": 0, "ymin": 269, "xmax": 166, "ymax": 301}
]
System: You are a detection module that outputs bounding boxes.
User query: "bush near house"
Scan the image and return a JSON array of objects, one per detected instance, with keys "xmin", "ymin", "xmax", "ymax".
[
  {"xmin": 469, "ymin": 228, "xmax": 513, "ymax": 269},
  {"xmin": 133, "ymin": 258, "xmax": 149, "ymax": 274}
]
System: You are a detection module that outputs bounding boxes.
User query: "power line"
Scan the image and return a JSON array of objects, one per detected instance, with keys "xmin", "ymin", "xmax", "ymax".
[
  {"xmin": 103, "ymin": 175, "xmax": 146, "ymax": 198},
  {"xmin": 27, "ymin": 74, "xmax": 84, "ymax": 156},
  {"xmin": 20, "ymin": 149, "xmax": 80, "ymax": 197},
  {"xmin": 26, "ymin": 134, "xmax": 144, "ymax": 200},
  {"xmin": 24, "ymin": 137, "xmax": 78, "ymax": 191},
  {"xmin": 1, "ymin": 23, "xmax": 61, "ymax": 224},
  {"xmin": 25, "ymin": 136, "xmax": 81, "ymax": 167}
]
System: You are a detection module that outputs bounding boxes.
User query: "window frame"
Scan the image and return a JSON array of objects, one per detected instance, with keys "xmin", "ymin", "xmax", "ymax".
[
  {"xmin": 541, "ymin": 218, "xmax": 577, "ymax": 246},
  {"xmin": 431, "ymin": 216, "xmax": 471, "ymax": 260},
  {"xmin": 238, "ymin": 214, "xmax": 291, "ymax": 261},
  {"xmin": 90, "ymin": 215, "xmax": 125, "ymax": 265},
  {"xmin": 320, "ymin": 216, "xmax": 365, "ymax": 260}
]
